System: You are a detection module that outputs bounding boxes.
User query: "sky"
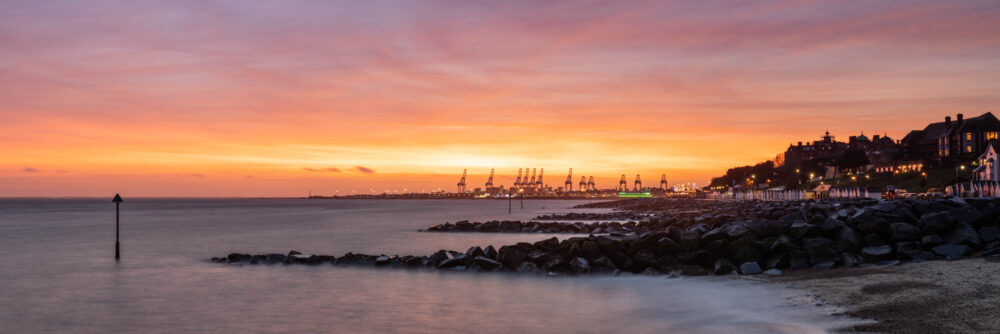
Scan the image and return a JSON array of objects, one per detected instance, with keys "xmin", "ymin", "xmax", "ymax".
[{"xmin": 2, "ymin": 0, "xmax": 999, "ymax": 197}]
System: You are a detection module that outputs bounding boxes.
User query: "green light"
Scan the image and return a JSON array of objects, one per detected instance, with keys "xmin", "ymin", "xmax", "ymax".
[{"xmin": 618, "ymin": 192, "xmax": 652, "ymax": 198}]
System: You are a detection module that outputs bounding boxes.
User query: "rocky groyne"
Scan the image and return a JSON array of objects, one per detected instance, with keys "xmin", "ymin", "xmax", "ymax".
[{"xmin": 215, "ymin": 197, "xmax": 1000, "ymax": 277}]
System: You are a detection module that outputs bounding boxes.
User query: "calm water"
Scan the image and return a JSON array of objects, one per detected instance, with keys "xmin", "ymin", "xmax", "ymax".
[{"xmin": 0, "ymin": 199, "xmax": 852, "ymax": 333}]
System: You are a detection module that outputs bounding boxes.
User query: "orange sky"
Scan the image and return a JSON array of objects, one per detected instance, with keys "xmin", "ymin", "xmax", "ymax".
[{"xmin": 2, "ymin": 1, "xmax": 1000, "ymax": 197}]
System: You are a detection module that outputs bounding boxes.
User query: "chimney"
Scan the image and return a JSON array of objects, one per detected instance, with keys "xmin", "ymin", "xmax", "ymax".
[
  {"xmin": 957, "ymin": 113, "xmax": 964, "ymax": 125},
  {"xmin": 946, "ymin": 116, "xmax": 952, "ymax": 127}
]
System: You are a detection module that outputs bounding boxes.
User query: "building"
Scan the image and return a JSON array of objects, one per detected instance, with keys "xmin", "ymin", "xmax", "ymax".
[
  {"xmin": 901, "ymin": 112, "xmax": 1000, "ymax": 162},
  {"xmin": 781, "ymin": 131, "xmax": 849, "ymax": 170},
  {"xmin": 973, "ymin": 143, "xmax": 999, "ymax": 182}
]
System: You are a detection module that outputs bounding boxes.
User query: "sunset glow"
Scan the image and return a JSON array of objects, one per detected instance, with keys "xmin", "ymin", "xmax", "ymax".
[{"xmin": 3, "ymin": 1, "xmax": 999, "ymax": 196}]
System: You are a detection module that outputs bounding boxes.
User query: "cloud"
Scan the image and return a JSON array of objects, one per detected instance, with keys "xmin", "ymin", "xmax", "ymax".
[
  {"xmin": 303, "ymin": 167, "xmax": 342, "ymax": 172},
  {"xmin": 23, "ymin": 167, "xmax": 39, "ymax": 172},
  {"xmin": 354, "ymin": 166, "xmax": 375, "ymax": 174}
]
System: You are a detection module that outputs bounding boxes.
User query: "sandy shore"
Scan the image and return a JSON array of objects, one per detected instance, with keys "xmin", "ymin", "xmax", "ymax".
[{"xmin": 747, "ymin": 257, "xmax": 1000, "ymax": 333}]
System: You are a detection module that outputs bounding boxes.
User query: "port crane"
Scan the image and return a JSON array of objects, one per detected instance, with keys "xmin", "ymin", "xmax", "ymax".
[
  {"xmin": 587, "ymin": 176, "xmax": 595, "ymax": 190},
  {"xmin": 535, "ymin": 168, "xmax": 544, "ymax": 188},
  {"xmin": 528, "ymin": 168, "xmax": 537, "ymax": 188},
  {"xmin": 578, "ymin": 176, "xmax": 586, "ymax": 191},
  {"xmin": 618, "ymin": 174, "xmax": 627, "ymax": 191},
  {"xmin": 457, "ymin": 169, "xmax": 467, "ymax": 193},
  {"xmin": 514, "ymin": 168, "xmax": 523, "ymax": 187},
  {"xmin": 660, "ymin": 174, "xmax": 668, "ymax": 190},
  {"xmin": 634, "ymin": 174, "xmax": 642, "ymax": 191},
  {"xmin": 564, "ymin": 168, "xmax": 573, "ymax": 192},
  {"xmin": 485, "ymin": 169, "xmax": 495, "ymax": 188}
]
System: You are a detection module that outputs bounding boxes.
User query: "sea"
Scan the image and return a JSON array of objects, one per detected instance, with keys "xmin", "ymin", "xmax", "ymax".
[{"xmin": 0, "ymin": 199, "xmax": 856, "ymax": 333}]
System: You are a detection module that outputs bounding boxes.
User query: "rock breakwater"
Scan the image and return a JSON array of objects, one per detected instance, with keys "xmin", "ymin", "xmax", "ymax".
[{"xmin": 216, "ymin": 197, "xmax": 1000, "ymax": 277}]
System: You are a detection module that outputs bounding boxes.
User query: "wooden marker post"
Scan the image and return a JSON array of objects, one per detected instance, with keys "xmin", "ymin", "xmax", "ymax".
[{"xmin": 113, "ymin": 193, "xmax": 123, "ymax": 261}]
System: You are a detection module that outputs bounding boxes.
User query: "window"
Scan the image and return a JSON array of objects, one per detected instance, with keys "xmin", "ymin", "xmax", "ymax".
[
  {"xmin": 967, "ymin": 133, "xmax": 973, "ymax": 141},
  {"xmin": 967, "ymin": 144, "xmax": 974, "ymax": 153},
  {"xmin": 987, "ymin": 132, "xmax": 998, "ymax": 140}
]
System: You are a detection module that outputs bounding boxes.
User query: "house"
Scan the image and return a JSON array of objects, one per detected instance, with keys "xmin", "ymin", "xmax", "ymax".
[
  {"xmin": 902, "ymin": 113, "xmax": 1000, "ymax": 162},
  {"xmin": 973, "ymin": 143, "xmax": 999, "ymax": 182}
]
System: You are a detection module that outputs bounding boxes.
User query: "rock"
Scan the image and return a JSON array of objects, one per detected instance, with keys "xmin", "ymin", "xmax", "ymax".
[
  {"xmin": 569, "ymin": 257, "xmax": 590, "ymax": 274},
  {"xmin": 861, "ymin": 245, "xmax": 893, "ymax": 262},
  {"xmin": 590, "ymin": 256, "xmax": 617, "ymax": 273},
  {"xmin": 374, "ymin": 255, "xmax": 391, "ymax": 266},
  {"xmin": 497, "ymin": 245, "xmax": 528, "ymax": 270},
  {"xmin": 979, "ymin": 226, "xmax": 1000, "ymax": 243},
  {"xmin": 437, "ymin": 255, "xmax": 470, "ymax": 269},
  {"xmin": 820, "ymin": 218, "xmax": 846, "ymax": 234},
  {"xmin": 465, "ymin": 246, "xmax": 486, "ymax": 258},
  {"xmin": 790, "ymin": 221, "xmax": 820, "ymax": 239},
  {"xmin": 945, "ymin": 225, "xmax": 982, "ymax": 249},
  {"xmin": 739, "ymin": 261, "xmax": 762, "ymax": 275},
  {"xmin": 948, "ymin": 207, "xmax": 984, "ymax": 226},
  {"xmin": 483, "ymin": 245, "xmax": 498, "ymax": 259},
  {"xmin": 639, "ymin": 267, "xmax": 660, "ymax": 276},
  {"xmin": 932, "ymin": 244, "xmax": 968, "ymax": 260},
  {"xmin": 835, "ymin": 227, "xmax": 863, "ymax": 252},
  {"xmin": 473, "ymin": 256, "xmax": 502, "ymax": 271},
  {"xmin": 812, "ymin": 261, "xmax": 835, "ymax": 270},
  {"xmin": 895, "ymin": 242, "xmax": 922, "ymax": 259},
  {"xmin": 803, "ymin": 238, "xmax": 838, "ymax": 265},
  {"xmin": 840, "ymin": 252, "xmax": 863, "ymax": 267},
  {"xmin": 922, "ymin": 235, "xmax": 944, "ymax": 247},
  {"xmin": 265, "ymin": 253, "xmax": 286, "ymax": 264},
  {"xmin": 516, "ymin": 261, "xmax": 540, "ymax": 273},
  {"xmin": 534, "ymin": 237, "xmax": 560, "ymax": 250},
  {"xmin": 890, "ymin": 223, "xmax": 922, "ymax": 242},
  {"xmin": 656, "ymin": 237, "xmax": 681, "ymax": 254},
  {"xmin": 770, "ymin": 234, "xmax": 800, "ymax": 252},
  {"xmin": 855, "ymin": 215, "xmax": 889, "ymax": 236},
  {"xmin": 713, "ymin": 259, "xmax": 735, "ymax": 275},
  {"xmin": 917, "ymin": 211, "xmax": 956, "ymax": 235},
  {"xmin": 763, "ymin": 269, "xmax": 782, "ymax": 275},
  {"xmin": 864, "ymin": 233, "xmax": 887, "ymax": 247},
  {"xmin": 790, "ymin": 251, "xmax": 810, "ymax": 270}
]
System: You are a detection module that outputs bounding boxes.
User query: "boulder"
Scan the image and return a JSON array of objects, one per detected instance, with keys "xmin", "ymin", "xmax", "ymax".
[
  {"xmin": 861, "ymin": 245, "xmax": 893, "ymax": 262},
  {"xmin": 812, "ymin": 262, "xmax": 835, "ymax": 270},
  {"xmin": 948, "ymin": 206, "xmax": 984, "ymax": 226},
  {"xmin": 921, "ymin": 234, "xmax": 944, "ymax": 247},
  {"xmin": 497, "ymin": 245, "xmax": 528, "ymax": 270},
  {"xmin": 803, "ymin": 238, "xmax": 839, "ymax": 265},
  {"xmin": 569, "ymin": 257, "xmax": 590, "ymax": 274},
  {"xmin": 980, "ymin": 225, "xmax": 1000, "ymax": 243},
  {"xmin": 739, "ymin": 262, "xmax": 763, "ymax": 275},
  {"xmin": 932, "ymin": 244, "xmax": 968, "ymax": 260},
  {"xmin": 465, "ymin": 246, "xmax": 486, "ymax": 258},
  {"xmin": 835, "ymin": 227, "xmax": 863, "ymax": 252},
  {"xmin": 656, "ymin": 237, "xmax": 681, "ymax": 254},
  {"xmin": 713, "ymin": 259, "xmax": 735, "ymax": 275},
  {"xmin": 516, "ymin": 261, "xmax": 540, "ymax": 273},
  {"xmin": 483, "ymin": 245, "xmax": 498, "ymax": 259},
  {"xmin": 917, "ymin": 211, "xmax": 955, "ymax": 235},
  {"xmin": 890, "ymin": 223, "xmax": 922, "ymax": 242},
  {"xmin": 789, "ymin": 251, "xmax": 810, "ymax": 270},
  {"xmin": 790, "ymin": 221, "xmax": 820, "ymax": 239},
  {"xmin": 374, "ymin": 255, "xmax": 391, "ymax": 266},
  {"xmin": 945, "ymin": 225, "xmax": 982, "ymax": 249},
  {"xmin": 473, "ymin": 256, "xmax": 503, "ymax": 271},
  {"xmin": 770, "ymin": 234, "xmax": 800, "ymax": 252},
  {"xmin": 840, "ymin": 252, "xmax": 863, "ymax": 267},
  {"xmin": 864, "ymin": 233, "xmax": 887, "ymax": 247},
  {"xmin": 820, "ymin": 218, "xmax": 846, "ymax": 234},
  {"xmin": 590, "ymin": 255, "xmax": 617, "ymax": 273}
]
